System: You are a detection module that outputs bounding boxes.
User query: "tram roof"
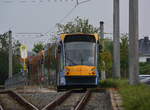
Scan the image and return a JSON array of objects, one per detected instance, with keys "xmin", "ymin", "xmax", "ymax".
[{"xmin": 60, "ymin": 33, "xmax": 100, "ymax": 41}]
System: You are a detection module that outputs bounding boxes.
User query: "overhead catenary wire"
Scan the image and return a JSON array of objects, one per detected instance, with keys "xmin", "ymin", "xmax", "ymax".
[
  {"xmin": 44, "ymin": 4, "xmax": 78, "ymax": 35},
  {"xmin": 44, "ymin": 0, "xmax": 92, "ymax": 35},
  {"xmin": 1, "ymin": 0, "xmax": 94, "ymax": 46},
  {"xmin": 0, "ymin": 0, "xmax": 75, "ymax": 3},
  {"xmin": 78, "ymin": 0, "xmax": 91, "ymax": 5},
  {"xmin": 1, "ymin": 0, "xmax": 93, "ymax": 37}
]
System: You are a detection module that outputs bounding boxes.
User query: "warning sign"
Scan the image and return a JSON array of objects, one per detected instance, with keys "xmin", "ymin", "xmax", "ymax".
[{"xmin": 20, "ymin": 45, "xmax": 28, "ymax": 59}]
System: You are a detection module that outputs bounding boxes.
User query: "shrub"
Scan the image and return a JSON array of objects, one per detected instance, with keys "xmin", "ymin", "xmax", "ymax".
[{"xmin": 102, "ymin": 79, "xmax": 150, "ymax": 110}]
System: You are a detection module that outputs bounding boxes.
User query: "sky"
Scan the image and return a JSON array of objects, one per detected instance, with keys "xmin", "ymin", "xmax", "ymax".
[{"xmin": 0, "ymin": 0, "xmax": 150, "ymax": 50}]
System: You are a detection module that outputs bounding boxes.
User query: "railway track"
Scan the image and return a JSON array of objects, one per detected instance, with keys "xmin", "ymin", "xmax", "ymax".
[
  {"xmin": 0, "ymin": 104, "xmax": 4, "ymax": 110},
  {"xmin": 42, "ymin": 89, "xmax": 112, "ymax": 110},
  {"xmin": 0, "ymin": 90, "xmax": 38, "ymax": 110},
  {"xmin": 41, "ymin": 90, "xmax": 89, "ymax": 110},
  {"xmin": 82, "ymin": 89, "xmax": 112, "ymax": 110},
  {"xmin": 0, "ymin": 85, "xmax": 4, "ymax": 90},
  {"xmin": 0, "ymin": 89, "xmax": 112, "ymax": 110}
]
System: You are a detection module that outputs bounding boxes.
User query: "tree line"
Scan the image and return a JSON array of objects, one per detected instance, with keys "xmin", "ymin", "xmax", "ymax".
[
  {"xmin": 0, "ymin": 32, "xmax": 21, "ymax": 85},
  {"xmin": 1, "ymin": 17, "xmax": 149, "ymax": 85},
  {"xmin": 56, "ymin": 17, "xmax": 129, "ymax": 78}
]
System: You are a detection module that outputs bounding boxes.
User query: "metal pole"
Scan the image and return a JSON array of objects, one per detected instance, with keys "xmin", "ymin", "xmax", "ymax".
[
  {"xmin": 100, "ymin": 21, "xmax": 104, "ymax": 39},
  {"xmin": 113, "ymin": 0, "xmax": 120, "ymax": 78},
  {"xmin": 129, "ymin": 0, "xmax": 139, "ymax": 85},
  {"xmin": 41, "ymin": 52, "xmax": 44, "ymax": 86},
  {"xmin": 8, "ymin": 30, "xmax": 13, "ymax": 78},
  {"xmin": 100, "ymin": 21, "xmax": 106, "ymax": 80}
]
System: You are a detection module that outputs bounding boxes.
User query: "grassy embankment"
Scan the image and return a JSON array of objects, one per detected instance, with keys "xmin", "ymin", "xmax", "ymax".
[{"xmin": 100, "ymin": 79, "xmax": 150, "ymax": 110}]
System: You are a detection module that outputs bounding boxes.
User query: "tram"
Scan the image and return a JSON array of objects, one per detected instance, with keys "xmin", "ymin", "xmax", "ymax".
[{"xmin": 44, "ymin": 33, "xmax": 102, "ymax": 90}]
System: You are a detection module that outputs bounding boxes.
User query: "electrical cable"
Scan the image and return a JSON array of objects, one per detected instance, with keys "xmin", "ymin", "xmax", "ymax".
[
  {"xmin": 0, "ymin": 0, "xmax": 74, "ymax": 3},
  {"xmin": 78, "ymin": 0, "xmax": 91, "ymax": 5},
  {"xmin": 44, "ymin": 0, "xmax": 92, "ymax": 35},
  {"xmin": 44, "ymin": 4, "xmax": 78, "ymax": 35},
  {"xmin": 1, "ymin": 0, "xmax": 93, "ymax": 46}
]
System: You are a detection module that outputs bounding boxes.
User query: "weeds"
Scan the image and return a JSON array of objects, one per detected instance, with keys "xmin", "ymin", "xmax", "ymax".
[{"xmin": 100, "ymin": 79, "xmax": 150, "ymax": 110}]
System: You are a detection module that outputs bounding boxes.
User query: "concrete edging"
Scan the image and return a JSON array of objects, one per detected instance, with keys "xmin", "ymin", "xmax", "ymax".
[{"xmin": 109, "ymin": 89, "xmax": 124, "ymax": 110}]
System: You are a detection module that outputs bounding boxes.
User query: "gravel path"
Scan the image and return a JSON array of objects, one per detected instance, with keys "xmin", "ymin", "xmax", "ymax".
[
  {"xmin": 20, "ymin": 91, "xmax": 65, "ymax": 109},
  {"xmin": 83, "ymin": 91, "xmax": 112, "ymax": 110},
  {"xmin": 0, "ymin": 94, "xmax": 27, "ymax": 110},
  {"xmin": 54, "ymin": 92, "xmax": 84, "ymax": 110}
]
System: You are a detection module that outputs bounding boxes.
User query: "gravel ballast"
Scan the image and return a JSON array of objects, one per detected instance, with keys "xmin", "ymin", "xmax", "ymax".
[
  {"xmin": 83, "ymin": 90, "xmax": 112, "ymax": 110},
  {"xmin": 20, "ymin": 91, "xmax": 65, "ymax": 109}
]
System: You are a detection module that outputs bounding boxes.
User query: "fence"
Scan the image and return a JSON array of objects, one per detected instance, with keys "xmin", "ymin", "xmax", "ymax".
[{"xmin": 5, "ymin": 73, "xmax": 28, "ymax": 88}]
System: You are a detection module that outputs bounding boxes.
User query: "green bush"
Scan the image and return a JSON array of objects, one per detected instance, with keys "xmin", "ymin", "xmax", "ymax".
[
  {"xmin": 102, "ymin": 79, "xmax": 150, "ymax": 110},
  {"xmin": 140, "ymin": 62, "xmax": 150, "ymax": 74},
  {"xmin": 100, "ymin": 79, "xmax": 127, "ymax": 88},
  {"xmin": 120, "ymin": 84, "xmax": 150, "ymax": 110}
]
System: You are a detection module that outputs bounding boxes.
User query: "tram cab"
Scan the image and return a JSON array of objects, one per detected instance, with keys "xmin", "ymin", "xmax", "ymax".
[{"xmin": 55, "ymin": 33, "xmax": 101, "ymax": 90}]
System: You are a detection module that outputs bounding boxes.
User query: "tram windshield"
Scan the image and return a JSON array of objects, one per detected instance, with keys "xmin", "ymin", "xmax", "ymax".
[{"xmin": 65, "ymin": 42, "xmax": 96, "ymax": 66}]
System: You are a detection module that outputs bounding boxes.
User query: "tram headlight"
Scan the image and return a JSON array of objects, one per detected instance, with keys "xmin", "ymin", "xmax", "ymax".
[
  {"xmin": 91, "ymin": 68, "xmax": 96, "ymax": 75},
  {"xmin": 91, "ymin": 68, "xmax": 96, "ymax": 71},
  {"xmin": 64, "ymin": 68, "xmax": 70, "ymax": 75},
  {"xmin": 64, "ymin": 68, "xmax": 69, "ymax": 72}
]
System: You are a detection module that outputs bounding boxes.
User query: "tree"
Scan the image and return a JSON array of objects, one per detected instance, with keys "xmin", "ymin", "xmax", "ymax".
[
  {"xmin": 100, "ymin": 35, "xmax": 129, "ymax": 79},
  {"xmin": 13, "ymin": 40, "xmax": 21, "ymax": 54},
  {"xmin": 32, "ymin": 42, "xmax": 44, "ymax": 54},
  {"xmin": 120, "ymin": 34, "xmax": 129, "ymax": 78},
  {"xmin": 56, "ymin": 17, "xmax": 114, "ymax": 78},
  {"xmin": 100, "ymin": 50, "xmax": 113, "ymax": 77},
  {"xmin": 0, "ymin": 51, "xmax": 8, "ymax": 85},
  {"xmin": 56, "ymin": 17, "xmax": 99, "ymax": 34},
  {"xmin": 139, "ymin": 62, "xmax": 150, "ymax": 74},
  {"xmin": 0, "ymin": 32, "xmax": 21, "ymax": 84},
  {"xmin": 100, "ymin": 39, "xmax": 113, "ymax": 78},
  {"xmin": 0, "ymin": 33, "xmax": 9, "ymax": 51}
]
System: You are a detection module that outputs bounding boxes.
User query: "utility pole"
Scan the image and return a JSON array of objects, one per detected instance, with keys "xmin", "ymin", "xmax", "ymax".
[
  {"xmin": 76, "ymin": 0, "xmax": 79, "ymax": 5},
  {"xmin": 113, "ymin": 0, "xmax": 120, "ymax": 79},
  {"xmin": 100, "ymin": 21, "xmax": 106, "ymax": 80},
  {"xmin": 8, "ymin": 30, "xmax": 12, "ymax": 78},
  {"xmin": 100, "ymin": 21, "xmax": 104, "ymax": 39},
  {"xmin": 129, "ymin": 0, "xmax": 139, "ymax": 85},
  {"xmin": 41, "ymin": 50, "xmax": 45, "ymax": 86}
]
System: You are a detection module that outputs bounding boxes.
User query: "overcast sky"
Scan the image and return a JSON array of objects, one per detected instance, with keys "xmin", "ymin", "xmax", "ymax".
[{"xmin": 0, "ymin": 0, "xmax": 150, "ymax": 50}]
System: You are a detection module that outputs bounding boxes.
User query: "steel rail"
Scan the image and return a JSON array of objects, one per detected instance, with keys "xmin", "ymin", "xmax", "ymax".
[
  {"xmin": 41, "ymin": 90, "xmax": 72, "ymax": 110},
  {"xmin": 0, "ymin": 85, "xmax": 4, "ymax": 90},
  {"xmin": 0, "ymin": 105, "xmax": 4, "ymax": 110},
  {"xmin": 0, "ymin": 90, "xmax": 39, "ymax": 110},
  {"xmin": 73, "ymin": 90, "xmax": 91, "ymax": 110}
]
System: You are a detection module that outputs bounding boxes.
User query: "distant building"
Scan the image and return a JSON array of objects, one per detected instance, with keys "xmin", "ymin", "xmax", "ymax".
[{"xmin": 139, "ymin": 37, "xmax": 150, "ymax": 62}]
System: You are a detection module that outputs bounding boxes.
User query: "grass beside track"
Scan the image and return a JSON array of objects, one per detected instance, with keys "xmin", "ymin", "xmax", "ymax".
[{"xmin": 100, "ymin": 79, "xmax": 150, "ymax": 110}]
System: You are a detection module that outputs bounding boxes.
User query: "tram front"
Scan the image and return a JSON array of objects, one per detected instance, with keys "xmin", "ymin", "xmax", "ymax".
[{"xmin": 57, "ymin": 33, "xmax": 100, "ymax": 88}]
